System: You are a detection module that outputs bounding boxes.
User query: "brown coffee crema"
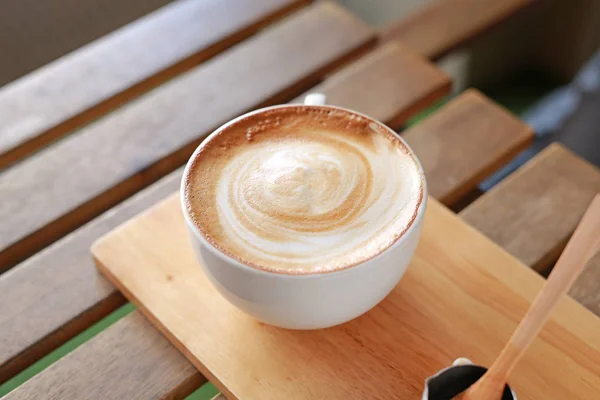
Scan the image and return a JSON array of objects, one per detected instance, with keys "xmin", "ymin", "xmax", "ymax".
[{"xmin": 184, "ymin": 106, "xmax": 423, "ymax": 274}]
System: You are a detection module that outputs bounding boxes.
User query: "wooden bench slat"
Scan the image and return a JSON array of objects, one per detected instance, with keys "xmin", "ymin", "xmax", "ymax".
[
  {"xmin": 212, "ymin": 395, "xmax": 227, "ymax": 400},
  {"xmin": 0, "ymin": 169, "xmax": 183, "ymax": 383},
  {"xmin": 2, "ymin": 312, "xmax": 205, "ymax": 400},
  {"xmin": 402, "ymin": 89, "xmax": 534, "ymax": 206},
  {"xmin": 293, "ymin": 42, "xmax": 451, "ymax": 130},
  {"xmin": 381, "ymin": 0, "xmax": 535, "ymax": 60},
  {"xmin": 0, "ymin": 0, "xmax": 309, "ymax": 170},
  {"xmin": 0, "ymin": 1, "xmax": 375, "ymax": 272},
  {"xmin": 460, "ymin": 143, "xmax": 600, "ymax": 272},
  {"xmin": 0, "ymin": 38, "xmax": 448, "ymax": 385},
  {"xmin": 569, "ymin": 251, "xmax": 600, "ymax": 317}
]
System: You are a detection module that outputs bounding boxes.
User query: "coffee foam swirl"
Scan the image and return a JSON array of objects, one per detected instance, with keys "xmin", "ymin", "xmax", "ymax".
[{"xmin": 185, "ymin": 107, "xmax": 423, "ymax": 274}]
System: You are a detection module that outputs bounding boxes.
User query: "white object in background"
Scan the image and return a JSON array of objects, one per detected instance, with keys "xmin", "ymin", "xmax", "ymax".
[{"xmin": 303, "ymin": 92, "xmax": 327, "ymax": 106}]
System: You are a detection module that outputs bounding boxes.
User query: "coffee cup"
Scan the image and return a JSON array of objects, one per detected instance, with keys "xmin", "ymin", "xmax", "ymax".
[{"xmin": 180, "ymin": 94, "xmax": 427, "ymax": 329}]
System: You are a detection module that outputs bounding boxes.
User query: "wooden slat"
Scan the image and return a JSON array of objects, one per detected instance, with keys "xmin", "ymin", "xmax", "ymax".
[
  {"xmin": 460, "ymin": 143, "xmax": 600, "ymax": 272},
  {"xmin": 3, "ymin": 312, "xmax": 206, "ymax": 400},
  {"xmin": 293, "ymin": 42, "xmax": 451, "ymax": 130},
  {"xmin": 0, "ymin": 0, "xmax": 375, "ymax": 272},
  {"xmin": 381, "ymin": 0, "xmax": 536, "ymax": 60},
  {"xmin": 0, "ymin": 169, "xmax": 183, "ymax": 383},
  {"xmin": 569, "ymin": 252, "xmax": 600, "ymax": 317},
  {"xmin": 0, "ymin": 37, "xmax": 448, "ymax": 386},
  {"xmin": 212, "ymin": 395, "xmax": 227, "ymax": 400},
  {"xmin": 402, "ymin": 89, "xmax": 534, "ymax": 206},
  {"xmin": 0, "ymin": 0, "xmax": 310, "ymax": 170}
]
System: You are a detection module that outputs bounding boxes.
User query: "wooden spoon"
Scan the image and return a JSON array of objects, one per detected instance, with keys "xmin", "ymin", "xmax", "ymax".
[{"xmin": 460, "ymin": 194, "xmax": 600, "ymax": 400}]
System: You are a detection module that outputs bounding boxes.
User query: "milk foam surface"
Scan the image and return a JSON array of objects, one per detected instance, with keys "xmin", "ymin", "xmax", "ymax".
[{"xmin": 184, "ymin": 106, "xmax": 423, "ymax": 274}]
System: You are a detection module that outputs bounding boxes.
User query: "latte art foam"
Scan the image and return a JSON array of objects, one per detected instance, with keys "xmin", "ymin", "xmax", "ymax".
[{"xmin": 184, "ymin": 106, "xmax": 423, "ymax": 274}]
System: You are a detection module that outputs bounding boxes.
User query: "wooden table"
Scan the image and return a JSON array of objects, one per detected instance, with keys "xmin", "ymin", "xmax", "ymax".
[{"xmin": 1, "ymin": 0, "xmax": 599, "ymax": 399}]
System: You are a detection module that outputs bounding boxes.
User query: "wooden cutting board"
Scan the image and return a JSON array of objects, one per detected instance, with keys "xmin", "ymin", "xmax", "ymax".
[{"xmin": 92, "ymin": 194, "xmax": 600, "ymax": 400}]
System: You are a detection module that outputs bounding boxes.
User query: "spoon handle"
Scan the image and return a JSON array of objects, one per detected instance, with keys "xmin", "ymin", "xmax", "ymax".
[
  {"xmin": 462, "ymin": 194, "xmax": 600, "ymax": 399},
  {"xmin": 508, "ymin": 194, "xmax": 600, "ymax": 361}
]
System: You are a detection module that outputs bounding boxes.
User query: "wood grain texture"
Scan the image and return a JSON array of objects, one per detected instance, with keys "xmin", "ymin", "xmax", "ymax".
[
  {"xmin": 92, "ymin": 194, "xmax": 600, "ymax": 400},
  {"xmin": 460, "ymin": 143, "xmax": 600, "ymax": 272},
  {"xmin": 381, "ymin": 0, "xmax": 536, "ymax": 60},
  {"xmin": 570, "ymin": 251, "xmax": 600, "ymax": 317},
  {"xmin": 0, "ymin": 0, "xmax": 310, "ymax": 170},
  {"xmin": 0, "ymin": 0, "xmax": 375, "ymax": 272},
  {"xmin": 3, "ymin": 312, "xmax": 206, "ymax": 400},
  {"xmin": 292, "ymin": 42, "xmax": 451, "ymax": 130},
  {"xmin": 0, "ymin": 168, "xmax": 183, "ymax": 383},
  {"xmin": 403, "ymin": 89, "xmax": 534, "ymax": 206}
]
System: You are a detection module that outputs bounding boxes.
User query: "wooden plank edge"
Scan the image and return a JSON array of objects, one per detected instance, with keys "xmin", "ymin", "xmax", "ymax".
[
  {"xmin": 459, "ymin": 143, "xmax": 600, "ymax": 273},
  {"xmin": 388, "ymin": 80, "xmax": 451, "ymax": 131},
  {"xmin": 438, "ymin": 125, "xmax": 534, "ymax": 206},
  {"xmin": 381, "ymin": 0, "xmax": 540, "ymax": 61},
  {"xmin": 0, "ymin": 293, "xmax": 124, "ymax": 384},
  {"xmin": 2, "ymin": 311, "xmax": 207, "ymax": 400},
  {"xmin": 0, "ymin": 0, "xmax": 311, "ymax": 171}
]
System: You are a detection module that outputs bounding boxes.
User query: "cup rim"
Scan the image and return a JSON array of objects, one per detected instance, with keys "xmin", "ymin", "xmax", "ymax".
[{"xmin": 180, "ymin": 103, "xmax": 428, "ymax": 277}]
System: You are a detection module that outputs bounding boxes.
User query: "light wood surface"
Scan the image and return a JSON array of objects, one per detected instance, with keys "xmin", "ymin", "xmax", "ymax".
[
  {"xmin": 463, "ymin": 194, "xmax": 600, "ymax": 400},
  {"xmin": 381, "ymin": 0, "xmax": 536, "ymax": 60},
  {"xmin": 93, "ymin": 194, "xmax": 600, "ymax": 400},
  {"xmin": 0, "ymin": 168, "xmax": 183, "ymax": 383},
  {"xmin": 292, "ymin": 42, "xmax": 451, "ymax": 130},
  {"xmin": 3, "ymin": 312, "xmax": 205, "ymax": 400},
  {"xmin": 0, "ymin": 0, "xmax": 309, "ymax": 170},
  {"xmin": 460, "ymin": 143, "xmax": 600, "ymax": 272},
  {"xmin": 0, "ymin": 1, "xmax": 375, "ymax": 272},
  {"xmin": 402, "ymin": 89, "xmax": 533, "ymax": 206}
]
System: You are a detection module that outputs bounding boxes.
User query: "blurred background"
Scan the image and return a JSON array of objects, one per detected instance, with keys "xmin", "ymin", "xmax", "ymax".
[
  {"xmin": 4, "ymin": 0, "xmax": 597, "ymax": 175},
  {"xmin": 3, "ymin": 0, "xmax": 599, "ymax": 87}
]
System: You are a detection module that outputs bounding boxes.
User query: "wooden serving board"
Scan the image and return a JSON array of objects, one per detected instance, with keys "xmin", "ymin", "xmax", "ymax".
[{"xmin": 92, "ymin": 194, "xmax": 600, "ymax": 400}]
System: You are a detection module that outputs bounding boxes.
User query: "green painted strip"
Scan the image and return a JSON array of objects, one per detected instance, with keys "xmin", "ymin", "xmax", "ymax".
[
  {"xmin": 186, "ymin": 382, "xmax": 219, "ymax": 400},
  {"xmin": 406, "ymin": 97, "xmax": 449, "ymax": 127},
  {"xmin": 0, "ymin": 303, "xmax": 135, "ymax": 397}
]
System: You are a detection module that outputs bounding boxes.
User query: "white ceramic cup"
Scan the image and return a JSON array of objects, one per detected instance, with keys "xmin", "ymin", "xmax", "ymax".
[{"xmin": 181, "ymin": 94, "xmax": 428, "ymax": 329}]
